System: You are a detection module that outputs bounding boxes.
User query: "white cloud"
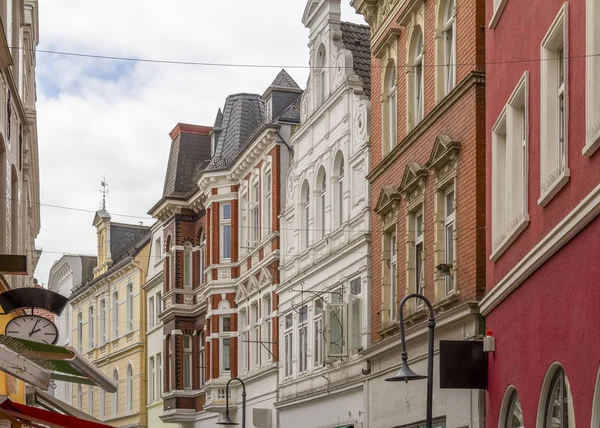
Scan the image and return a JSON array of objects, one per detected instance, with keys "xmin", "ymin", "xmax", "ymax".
[{"xmin": 34, "ymin": 0, "xmax": 366, "ymax": 285}]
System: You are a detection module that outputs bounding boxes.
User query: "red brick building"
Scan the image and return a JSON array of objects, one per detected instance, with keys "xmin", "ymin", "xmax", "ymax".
[
  {"xmin": 352, "ymin": 0, "xmax": 486, "ymax": 425},
  {"xmin": 481, "ymin": 0, "xmax": 600, "ymax": 426},
  {"xmin": 149, "ymin": 70, "xmax": 301, "ymax": 427}
]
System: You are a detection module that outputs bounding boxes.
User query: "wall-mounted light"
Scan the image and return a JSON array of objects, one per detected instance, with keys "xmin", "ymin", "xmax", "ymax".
[{"xmin": 483, "ymin": 330, "xmax": 495, "ymax": 353}]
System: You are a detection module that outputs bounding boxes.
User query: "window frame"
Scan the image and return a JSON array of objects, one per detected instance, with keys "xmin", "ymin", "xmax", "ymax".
[
  {"xmin": 88, "ymin": 305, "xmax": 94, "ymax": 349},
  {"xmin": 112, "ymin": 369, "xmax": 119, "ymax": 415},
  {"xmin": 220, "ymin": 203, "xmax": 232, "ymax": 261},
  {"xmin": 298, "ymin": 306, "xmax": 308, "ymax": 374},
  {"xmin": 157, "ymin": 352, "xmax": 163, "ymax": 397},
  {"xmin": 112, "ymin": 291, "xmax": 119, "ymax": 338},
  {"xmin": 585, "ymin": 0, "xmax": 600, "ymax": 155},
  {"xmin": 539, "ymin": 3, "xmax": 570, "ymax": 207},
  {"xmin": 126, "ymin": 364, "xmax": 133, "ymax": 412},
  {"xmin": 149, "ymin": 296, "xmax": 155, "ymax": 329},
  {"xmin": 316, "ymin": 44, "xmax": 327, "ymax": 106},
  {"xmin": 199, "ymin": 332, "xmax": 205, "ymax": 387},
  {"xmin": 313, "ymin": 299, "xmax": 324, "ymax": 368},
  {"xmin": 77, "ymin": 312, "xmax": 83, "ymax": 353},
  {"xmin": 149, "ymin": 355, "xmax": 155, "ymax": 403},
  {"xmin": 349, "ymin": 276, "xmax": 363, "ymax": 351},
  {"xmin": 444, "ymin": 187, "xmax": 456, "ymax": 295},
  {"xmin": 183, "ymin": 335, "xmax": 193, "ymax": 390},
  {"xmin": 249, "ymin": 179, "xmax": 260, "ymax": 248},
  {"xmin": 410, "ymin": 27, "xmax": 425, "ymax": 128},
  {"xmin": 443, "ymin": 0, "xmax": 456, "ymax": 96},
  {"xmin": 283, "ymin": 313, "xmax": 293, "ymax": 379},
  {"xmin": 183, "ymin": 241, "xmax": 193, "ymax": 289},
  {"xmin": 264, "ymin": 169, "xmax": 272, "ymax": 237},
  {"xmin": 542, "ymin": 368, "xmax": 574, "ymax": 428},
  {"xmin": 390, "ymin": 232, "xmax": 398, "ymax": 321},
  {"xmin": 490, "ymin": 71, "xmax": 530, "ymax": 261},
  {"xmin": 414, "ymin": 210, "xmax": 424, "ymax": 303},
  {"xmin": 384, "ymin": 61, "xmax": 398, "ymax": 155},
  {"xmin": 317, "ymin": 167, "xmax": 327, "ymax": 240},
  {"xmin": 126, "ymin": 282, "xmax": 133, "ymax": 332},
  {"xmin": 100, "ymin": 299, "xmax": 106, "ymax": 344},
  {"xmin": 262, "ymin": 294, "xmax": 273, "ymax": 363},
  {"xmin": 301, "ymin": 180, "xmax": 311, "ymax": 250},
  {"xmin": 334, "ymin": 152, "xmax": 345, "ymax": 228}
]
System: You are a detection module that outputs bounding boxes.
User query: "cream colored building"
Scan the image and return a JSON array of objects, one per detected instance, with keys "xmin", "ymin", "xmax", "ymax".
[{"xmin": 69, "ymin": 209, "xmax": 151, "ymax": 427}]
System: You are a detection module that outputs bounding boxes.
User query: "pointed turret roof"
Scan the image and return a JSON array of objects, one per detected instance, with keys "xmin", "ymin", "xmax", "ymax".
[
  {"xmin": 269, "ymin": 69, "xmax": 301, "ymax": 91},
  {"xmin": 214, "ymin": 108, "xmax": 223, "ymax": 129}
]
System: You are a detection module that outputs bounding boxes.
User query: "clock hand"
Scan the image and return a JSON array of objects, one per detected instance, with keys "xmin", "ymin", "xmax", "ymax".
[
  {"xmin": 29, "ymin": 320, "xmax": 40, "ymax": 337},
  {"xmin": 30, "ymin": 328, "xmax": 42, "ymax": 335}
]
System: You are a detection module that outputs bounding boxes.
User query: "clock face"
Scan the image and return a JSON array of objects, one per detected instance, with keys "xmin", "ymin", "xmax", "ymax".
[{"xmin": 5, "ymin": 315, "xmax": 59, "ymax": 345}]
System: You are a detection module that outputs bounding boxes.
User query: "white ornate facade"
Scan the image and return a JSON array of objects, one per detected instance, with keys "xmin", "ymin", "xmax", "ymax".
[{"xmin": 277, "ymin": 1, "xmax": 371, "ymax": 427}]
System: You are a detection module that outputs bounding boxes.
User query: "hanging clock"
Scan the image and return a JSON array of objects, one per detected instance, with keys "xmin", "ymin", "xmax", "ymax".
[{"xmin": 5, "ymin": 315, "xmax": 59, "ymax": 345}]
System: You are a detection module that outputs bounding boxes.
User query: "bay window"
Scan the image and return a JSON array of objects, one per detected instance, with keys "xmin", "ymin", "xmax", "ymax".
[{"xmin": 184, "ymin": 242, "xmax": 192, "ymax": 289}]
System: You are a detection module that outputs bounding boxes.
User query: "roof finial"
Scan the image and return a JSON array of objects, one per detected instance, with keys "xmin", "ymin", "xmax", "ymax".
[{"xmin": 100, "ymin": 178, "xmax": 109, "ymax": 211}]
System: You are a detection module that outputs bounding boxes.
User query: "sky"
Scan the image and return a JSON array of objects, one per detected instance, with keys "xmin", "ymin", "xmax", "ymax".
[{"xmin": 33, "ymin": 1, "xmax": 366, "ymax": 286}]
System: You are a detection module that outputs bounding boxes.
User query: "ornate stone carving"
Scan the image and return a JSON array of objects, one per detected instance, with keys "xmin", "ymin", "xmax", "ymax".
[{"xmin": 353, "ymin": 101, "xmax": 370, "ymax": 147}]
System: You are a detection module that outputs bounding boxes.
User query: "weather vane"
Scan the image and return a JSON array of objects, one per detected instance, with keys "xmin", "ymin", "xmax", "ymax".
[{"xmin": 100, "ymin": 177, "xmax": 109, "ymax": 210}]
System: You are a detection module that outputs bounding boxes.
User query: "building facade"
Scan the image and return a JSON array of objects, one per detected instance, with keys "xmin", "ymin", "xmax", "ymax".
[
  {"xmin": 143, "ymin": 223, "xmax": 167, "ymax": 428},
  {"xmin": 276, "ymin": 1, "xmax": 371, "ymax": 427},
  {"xmin": 47, "ymin": 254, "xmax": 97, "ymax": 404},
  {"xmin": 0, "ymin": 0, "xmax": 40, "ymax": 412},
  {"xmin": 150, "ymin": 71, "xmax": 301, "ymax": 427},
  {"xmin": 481, "ymin": 0, "xmax": 600, "ymax": 427},
  {"xmin": 69, "ymin": 210, "xmax": 150, "ymax": 427},
  {"xmin": 352, "ymin": 0, "xmax": 486, "ymax": 426}
]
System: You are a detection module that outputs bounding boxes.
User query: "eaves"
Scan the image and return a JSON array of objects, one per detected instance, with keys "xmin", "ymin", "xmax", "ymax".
[{"xmin": 367, "ymin": 71, "xmax": 485, "ymax": 183}]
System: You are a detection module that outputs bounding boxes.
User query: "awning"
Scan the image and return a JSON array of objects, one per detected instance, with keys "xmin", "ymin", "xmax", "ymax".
[
  {"xmin": 33, "ymin": 388, "xmax": 107, "ymax": 424},
  {"xmin": 0, "ymin": 335, "xmax": 117, "ymax": 392},
  {"xmin": 0, "ymin": 397, "xmax": 115, "ymax": 428}
]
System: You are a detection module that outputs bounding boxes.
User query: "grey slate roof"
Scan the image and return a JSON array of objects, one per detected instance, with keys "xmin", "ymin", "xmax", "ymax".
[
  {"xmin": 208, "ymin": 93, "xmax": 265, "ymax": 168},
  {"xmin": 269, "ymin": 69, "xmax": 301, "ymax": 91},
  {"xmin": 80, "ymin": 256, "xmax": 97, "ymax": 284},
  {"xmin": 340, "ymin": 22, "xmax": 371, "ymax": 97},
  {"xmin": 214, "ymin": 108, "xmax": 223, "ymax": 129},
  {"xmin": 110, "ymin": 223, "xmax": 151, "ymax": 264},
  {"xmin": 162, "ymin": 130, "xmax": 212, "ymax": 198},
  {"xmin": 278, "ymin": 96, "xmax": 301, "ymax": 123}
]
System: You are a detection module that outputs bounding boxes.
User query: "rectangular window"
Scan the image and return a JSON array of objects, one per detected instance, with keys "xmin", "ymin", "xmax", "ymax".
[
  {"xmin": 349, "ymin": 277, "xmax": 362, "ymax": 350},
  {"xmin": 262, "ymin": 294, "xmax": 272, "ymax": 363},
  {"xmin": 113, "ymin": 291, "xmax": 119, "ymax": 338},
  {"xmin": 298, "ymin": 306, "xmax": 308, "ymax": 373},
  {"xmin": 585, "ymin": 0, "xmax": 600, "ymax": 155},
  {"xmin": 149, "ymin": 296, "xmax": 155, "ymax": 329},
  {"xmin": 313, "ymin": 300, "xmax": 324, "ymax": 368},
  {"xmin": 78, "ymin": 313, "xmax": 82, "ymax": 353},
  {"xmin": 444, "ymin": 189, "xmax": 455, "ymax": 294},
  {"xmin": 540, "ymin": 4, "xmax": 569, "ymax": 205},
  {"xmin": 326, "ymin": 297, "xmax": 347, "ymax": 358},
  {"xmin": 149, "ymin": 356, "xmax": 155, "ymax": 403},
  {"xmin": 250, "ymin": 181, "xmax": 260, "ymax": 248},
  {"xmin": 221, "ymin": 338, "xmax": 231, "ymax": 372},
  {"xmin": 221, "ymin": 316, "xmax": 231, "ymax": 333},
  {"xmin": 264, "ymin": 171, "xmax": 272, "ymax": 237},
  {"xmin": 284, "ymin": 314, "xmax": 293, "ymax": 378},
  {"xmin": 88, "ymin": 306, "xmax": 94, "ymax": 349},
  {"xmin": 126, "ymin": 282, "xmax": 133, "ymax": 332},
  {"xmin": 239, "ymin": 309, "xmax": 248, "ymax": 372},
  {"xmin": 156, "ymin": 291, "xmax": 162, "ymax": 324},
  {"xmin": 415, "ymin": 212, "xmax": 424, "ymax": 302},
  {"xmin": 100, "ymin": 299, "xmax": 106, "ymax": 344},
  {"xmin": 199, "ymin": 242, "xmax": 205, "ymax": 285},
  {"xmin": 199, "ymin": 333, "xmax": 205, "ymax": 387},
  {"xmin": 88, "ymin": 385, "xmax": 93, "ymax": 415},
  {"xmin": 184, "ymin": 244, "xmax": 193, "ymax": 289},
  {"xmin": 251, "ymin": 302, "xmax": 260, "ymax": 367},
  {"xmin": 390, "ymin": 233, "xmax": 397, "ymax": 321},
  {"xmin": 491, "ymin": 72, "xmax": 529, "ymax": 260},
  {"xmin": 221, "ymin": 203, "xmax": 232, "ymax": 261},
  {"xmin": 183, "ymin": 335, "xmax": 192, "ymax": 389},
  {"xmin": 157, "ymin": 353, "xmax": 162, "ymax": 397},
  {"xmin": 155, "ymin": 237, "xmax": 162, "ymax": 262}
]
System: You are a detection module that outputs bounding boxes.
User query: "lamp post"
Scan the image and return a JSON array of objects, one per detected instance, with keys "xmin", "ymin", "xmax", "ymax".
[
  {"xmin": 216, "ymin": 377, "xmax": 246, "ymax": 427},
  {"xmin": 385, "ymin": 293, "xmax": 436, "ymax": 428}
]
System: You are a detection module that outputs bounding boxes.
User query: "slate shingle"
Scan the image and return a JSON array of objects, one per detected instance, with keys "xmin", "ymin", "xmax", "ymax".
[{"xmin": 340, "ymin": 22, "xmax": 371, "ymax": 97}]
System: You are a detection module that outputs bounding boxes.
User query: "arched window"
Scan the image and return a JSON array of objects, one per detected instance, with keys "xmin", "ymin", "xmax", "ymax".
[
  {"xmin": 301, "ymin": 180, "xmax": 310, "ymax": 250},
  {"xmin": 384, "ymin": 61, "xmax": 397, "ymax": 155},
  {"xmin": 126, "ymin": 364, "xmax": 133, "ymax": 412},
  {"xmin": 542, "ymin": 366, "xmax": 575, "ymax": 428},
  {"xmin": 316, "ymin": 167, "xmax": 327, "ymax": 240},
  {"xmin": 410, "ymin": 27, "xmax": 425, "ymax": 127},
  {"xmin": 316, "ymin": 44, "xmax": 326, "ymax": 105},
  {"xmin": 334, "ymin": 152, "xmax": 345, "ymax": 227},
  {"xmin": 112, "ymin": 369, "xmax": 119, "ymax": 415},
  {"xmin": 500, "ymin": 388, "xmax": 524, "ymax": 428},
  {"xmin": 199, "ymin": 231, "xmax": 206, "ymax": 286},
  {"xmin": 443, "ymin": 0, "xmax": 456, "ymax": 95},
  {"xmin": 184, "ymin": 241, "xmax": 193, "ymax": 289}
]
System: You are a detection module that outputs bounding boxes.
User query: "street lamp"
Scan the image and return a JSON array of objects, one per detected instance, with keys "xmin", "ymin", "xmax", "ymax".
[
  {"xmin": 216, "ymin": 377, "xmax": 247, "ymax": 427},
  {"xmin": 385, "ymin": 293, "xmax": 436, "ymax": 428}
]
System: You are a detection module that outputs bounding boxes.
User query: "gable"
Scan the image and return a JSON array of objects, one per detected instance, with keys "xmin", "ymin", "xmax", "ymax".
[
  {"xmin": 375, "ymin": 185, "xmax": 401, "ymax": 215},
  {"xmin": 302, "ymin": 0, "xmax": 321, "ymax": 26},
  {"xmin": 428, "ymin": 135, "xmax": 461, "ymax": 170},
  {"xmin": 400, "ymin": 162, "xmax": 428, "ymax": 194}
]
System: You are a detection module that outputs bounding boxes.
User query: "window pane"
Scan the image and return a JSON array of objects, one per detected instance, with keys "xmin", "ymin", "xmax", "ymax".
[
  {"xmin": 506, "ymin": 391, "xmax": 524, "ymax": 428},
  {"xmin": 329, "ymin": 305, "xmax": 345, "ymax": 356},
  {"xmin": 416, "ymin": 214, "xmax": 423, "ymax": 237},
  {"xmin": 285, "ymin": 314, "xmax": 293, "ymax": 329},
  {"xmin": 223, "ymin": 225, "xmax": 231, "ymax": 259},
  {"xmin": 446, "ymin": 191, "xmax": 454, "ymax": 216},
  {"xmin": 222, "ymin": 316, "xmax": 231, "ymax": 332},
  {"xmin": 222, "ymin": 338, "xmax": 231, "ymax": 371},
  {"xmin": 350, "ymin": 277, "xmax": 361, "ymax": 295},
  {"xmin": 222, "ymin": 203, "xmax": 231, "ymax": 220}
]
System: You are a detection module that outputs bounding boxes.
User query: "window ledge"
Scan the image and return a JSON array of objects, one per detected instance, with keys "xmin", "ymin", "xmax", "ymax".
[
  {"xmin": 538, "ymin": 169, "xmax": 570, "ymax": 207},
  {"xmin": 583, "ymin": 130, "xmax": 600, "ymax": 157},
  {"xmin": 490, "ymin": 215, "xmax": 530, "ymax": 262},
  {"xmin": 489, "ymin": 0, "xmax": 509, "ymax": 29}
]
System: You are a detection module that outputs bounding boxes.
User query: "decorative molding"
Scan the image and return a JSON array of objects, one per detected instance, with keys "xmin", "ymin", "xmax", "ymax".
[
  {"xmin": 481, "ymin": 181, "xmax": 600, "ymax": 315},
  {"xmin": 427, "ymin": 135, "xmax": 461, "ymax": 171}
]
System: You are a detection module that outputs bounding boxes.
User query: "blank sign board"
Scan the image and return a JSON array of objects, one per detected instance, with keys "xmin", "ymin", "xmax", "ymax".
[{"xmin": 439, "ymin": 340, "xmax": 487, "ymax": 389}]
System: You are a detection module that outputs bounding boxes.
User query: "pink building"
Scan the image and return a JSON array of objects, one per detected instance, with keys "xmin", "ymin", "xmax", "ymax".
[{"xmin": 482, "ymin": 0, "xmax": 600, "ymax": 427}]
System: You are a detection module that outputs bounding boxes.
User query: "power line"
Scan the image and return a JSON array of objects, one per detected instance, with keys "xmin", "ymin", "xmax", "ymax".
[{"xmin": 3, "ymin": 45, "xmax": 599, "ymax": 70}]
